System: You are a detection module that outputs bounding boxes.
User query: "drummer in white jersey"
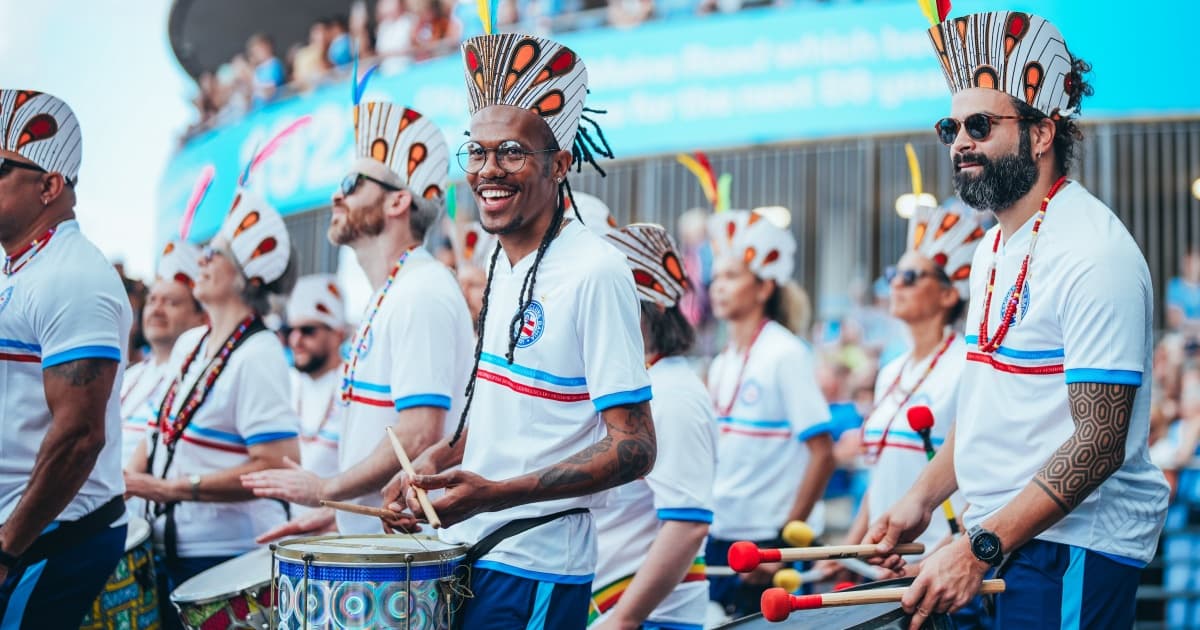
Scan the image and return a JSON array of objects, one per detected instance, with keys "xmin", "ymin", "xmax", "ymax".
[
  {"xmin": 868, "ymin": 10, "xmax": 1169, "ymax": 629},
  {"xmin": 588, "ymin": 224, "xmax": 717, "ymax": 630},
  {"xmin": 243, "ymin": 96, "xmax": 474, "ymax": 537},
  {"xmin": 120, "ymin": 241, "xmax": 207, "ymax": 466},
  {"xmin": 0, "ymin": 89, "xmax": 133, "ymax": 628},
  {"xmin": 838, "ymin": 199, "xmax": 983, "ymax": 563},
  {"xmin": 381, "ymin": 32, "xmax": 656, "ymax": 629},
  {"xmin": 705, "ymin": 209, "xmax": 834, "ymax": 617},
  {"xmin": 285, "ymin": 275, "xmax": 347, "ymax": 496},
  {"xmin": 124, "ymin": 162, "xmax": 302, "ymax": 629}
]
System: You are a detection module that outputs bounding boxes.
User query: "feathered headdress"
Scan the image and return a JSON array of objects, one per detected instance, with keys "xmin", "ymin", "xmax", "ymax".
[
  {"xmin": 0, "ymin": 90, "xmax": 82, "ymax": 185},
  {"xmin": 605, "ymin": 223, "xmax": 691, "ymax": 308},
  {"xmin": 709, "ymin": 209, "xmax": 796, "ymax": 284}
]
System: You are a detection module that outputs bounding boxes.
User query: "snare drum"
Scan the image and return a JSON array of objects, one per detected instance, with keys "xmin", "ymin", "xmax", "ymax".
[
  {"xmin": 714, "ymin": 578, "xmax": 953, "ymax": 629},
  {"xmin": 80, "ymin": 516, "xmax": 160, "ymax": 629},
  {"xmin": 272, "ymin": 535, "xmax": 467, "ymax": 630},
  {"xmin": 170, "ymin": 547, "xmax": 274, "ymax": 630}
]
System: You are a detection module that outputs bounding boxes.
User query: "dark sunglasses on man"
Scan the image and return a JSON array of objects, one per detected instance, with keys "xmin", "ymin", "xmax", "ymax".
[
  {"xmin": 0, "ymin": 157, "xmax": 47, "ymax": 178},
  {"xmin": 885, "ymin": 265, "xmax": 951, "ymax": 287},
  {"xmin": 340, "ymin": 172, "xmax": 402, "ymax": 197},
  {"xmin": 934, "ymin": 113, "xmax": 1041, "ymax": 146},
  {"xmin": 282, "ymin": 324, "xmax": 330, "ymax": 338}
]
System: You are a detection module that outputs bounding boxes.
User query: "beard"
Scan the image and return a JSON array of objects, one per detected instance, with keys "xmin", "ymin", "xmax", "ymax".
[
  {"xmin": 953, "ymin": 129, "xmax": 1039, "ymax": 212},
  {"xmin": 294, "ymin": 350, "xmax": 331, "ymax": 375},
  {"xmin": 328, "ymin": 201, "xmax": 386, "ymax": 245}
]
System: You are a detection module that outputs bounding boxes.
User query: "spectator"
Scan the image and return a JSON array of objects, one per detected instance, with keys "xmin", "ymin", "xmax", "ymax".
[
  {"xmin": 375, "ymin": 0, "xmax": 415, "ymax": 59},
  {"xmin": 349, "ymin": 1, "xmax": 377, "ymax": 58},
  {"xmin": 409, "ymin": 0, "xmax": 463, "ymax": 60},
  {"xmin": 292, "ymin": 21, "xmax": 332, "ymax": 89},
  {"xmin": 1167, "ymin": 247, "xmax": 1200, "ymax": 338},
  {"xmin": 326, "ymin": 16, "xmax": 354, "ymax": 66},
  {"xmin": 608, "ymin": 0, "xmax": 655, "ymax": 28},
  {"xmin": 247, "ymin": 32, "xmax": 286, "ymax": 104}
]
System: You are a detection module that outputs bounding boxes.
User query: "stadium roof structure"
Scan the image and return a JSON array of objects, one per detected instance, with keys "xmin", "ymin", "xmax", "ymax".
[{"xmin": 168, "ymin": 0, "xmax": 350, "ymax": 79}]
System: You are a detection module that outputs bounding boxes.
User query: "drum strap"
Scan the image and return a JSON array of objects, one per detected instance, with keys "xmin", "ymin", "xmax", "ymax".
[{"xmin": 9, "ymin": 496, "xmax": 124, "ymax": 567}]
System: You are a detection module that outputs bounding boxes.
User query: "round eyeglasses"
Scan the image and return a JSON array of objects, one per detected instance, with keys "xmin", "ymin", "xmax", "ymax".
[{"xmin": 456, "ymin": 140, "xmax": 557, "ymax": 174}]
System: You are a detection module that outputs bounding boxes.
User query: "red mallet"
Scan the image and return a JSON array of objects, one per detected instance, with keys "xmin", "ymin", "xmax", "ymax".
[
  {"xmin": 727, "ymin": 541, "xmax": 925, "ymax": 573},
  {"xmin": 760, "ymin": 579, "xmax": 1008, "ymax": 622},
  {"xmin": 905, "ymin": 405, "xmax": 960, "ymax": 535}
]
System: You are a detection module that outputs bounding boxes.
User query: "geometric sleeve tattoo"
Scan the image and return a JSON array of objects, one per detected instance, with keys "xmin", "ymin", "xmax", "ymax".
[{"xmin": 1034, "ymin": 382, "xmax": 1137, "ymax": 514}]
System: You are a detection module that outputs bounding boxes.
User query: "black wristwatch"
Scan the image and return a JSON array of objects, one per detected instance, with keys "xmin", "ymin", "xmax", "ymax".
[{"xmin": 967, "ymin": 525, "xmax": 1004, "ymax": 567}]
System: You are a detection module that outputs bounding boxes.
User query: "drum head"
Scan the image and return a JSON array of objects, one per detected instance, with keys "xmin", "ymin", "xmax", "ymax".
[
  {"xmin": 714, "ymin": 578, "xmax": 953, "ymax": 630},
  {"xmin": 273, "ymin": 534, "xmax": 466, "ymax": 567},
  {"xmin": 170, "ymin": 547, "xmax": 273, "ymax": 605},
  {"xmin": 124, "ymin": 516, "xmax": 151, "ymax": 552}
]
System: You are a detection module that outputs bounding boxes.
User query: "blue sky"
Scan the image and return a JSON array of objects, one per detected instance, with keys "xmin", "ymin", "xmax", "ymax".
[{"xmin": 1, "ymin": 0, "xmax": 192, "ymax": 279}]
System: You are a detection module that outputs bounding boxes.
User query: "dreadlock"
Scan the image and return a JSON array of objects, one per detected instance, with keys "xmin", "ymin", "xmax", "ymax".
[{"xmin": 448, "ymin": 108, "xmax": 613, "ymax": 447}]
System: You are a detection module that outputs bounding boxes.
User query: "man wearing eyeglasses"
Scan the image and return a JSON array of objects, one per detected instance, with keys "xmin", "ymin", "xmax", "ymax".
[
  {"xmin": 242, "ymin": 102, "xmax": 475, "ymax": 539},
  {"xmin": 0, "ymin": 90, "xmax": 134, "ymax": 627},
  {"xmin": 866, "ymin": 12, "xmax": 1168, "ymax": 630}
]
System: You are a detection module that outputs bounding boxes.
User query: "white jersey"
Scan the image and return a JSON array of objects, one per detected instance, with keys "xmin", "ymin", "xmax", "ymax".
[
  {"xmin": 440, "ymin": 220, "xmax": 652, "ymax": 583},
  {"xmin": 291, "ymin": 368, "xmax": 342, "ymax": 480},
  {"xmin": 0, "ymin": 220, "xmax": 131, "ymax": 523},
  {"xmin": 956, "ymin": 181, "xmax": 1169, "ymax": 565},
  {"xmin": 862, "ymin": 334, "xmax": 967, "ymax": 557},
  {"xmin": 590, "ymin": 356, "xmax": 716, "ymax": 628},
  {"xmin": 148, "ymin": 326, "xmax": 300, "ymax": 557},
  {"xmin": 336, "ymin": 249, "xmax": 474, "ymax": 534},
  {"xmin": 120, "ymin": 358, "xmax": 171, "ymax": 466},
  {"xmin": 708, "ymin": 320, "xmax": 832, "ymax": 541}
]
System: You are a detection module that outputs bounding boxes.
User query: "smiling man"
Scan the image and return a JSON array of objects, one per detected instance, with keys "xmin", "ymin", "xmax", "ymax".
[
  {"xmin": 0, "ymin": 90, "xmax": 133, "ymax": 628},
  {"xmin": 242, "ymin": 99, "xmax": 476, "ymax": 540},
  {"xmin": 379, "ymin": 33, "xmax": 656, "ymax": 630},
  {"xmin": 866, "ymin": 11, "xmax": 1169, "ymax": 629}
]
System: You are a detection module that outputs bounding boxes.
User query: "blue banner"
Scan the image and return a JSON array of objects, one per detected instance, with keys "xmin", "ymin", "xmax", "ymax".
[{"xmin": 158, "ymin": 0, "xmax": 1200, "ymax": 245}]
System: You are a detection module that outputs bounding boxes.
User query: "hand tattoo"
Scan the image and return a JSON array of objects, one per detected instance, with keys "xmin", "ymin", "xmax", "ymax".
[{"xmin": 1035, "ymin": 382, "xmax": 1137, "ymax": 514}]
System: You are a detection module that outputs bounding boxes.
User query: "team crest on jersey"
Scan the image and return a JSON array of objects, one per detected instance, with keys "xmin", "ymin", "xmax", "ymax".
[
  {"xmin": 1002, "ymin": 282, "xmax": 1031, "ymax": 326},
  {"xmin": 514, "ymin": 300, "xmax": 545, "ymax": 348},
  {"xmin": 739, "ymin": 379, "xmax": 762, "ymax": 406}
]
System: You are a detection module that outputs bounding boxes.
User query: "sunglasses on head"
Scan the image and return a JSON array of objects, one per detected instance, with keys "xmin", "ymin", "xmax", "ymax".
[
  {"xmin": 0, "ymin": 157, "xmax": 47, "ymax": 178},
  {"xmin": 340, "ymin": 172, "xmax": 402, "ymax": 197},
  {"xmin": 934, "ymin": 113, "xmax": 1041, "ymax": 146},
  {"xmin": 885, "ymin": 265, "xmax": 949, "ymax": 287}
]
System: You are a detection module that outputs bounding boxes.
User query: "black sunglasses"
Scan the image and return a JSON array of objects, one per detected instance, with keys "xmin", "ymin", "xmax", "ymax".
[
  {"xmin": 885, "ymin": 265, "xmax": 949, "ymax": 287},
  {"xmin": 0, "ymin": 157, "xmax": 47, "ymax": 178},
  {"xmin": 457, "ymin": 140, "xmax": 557, "ymax": 174},
  {"xmin": 283, "ymin": 324, "xmax": 329, "ymax": 337},
  {"xmin": 341, "ymin": 172, "xmax": 402, "ymax": 197},
  {"xmin": 934, "ymin": 113, "xmax": 1040, "ymax": 146}
]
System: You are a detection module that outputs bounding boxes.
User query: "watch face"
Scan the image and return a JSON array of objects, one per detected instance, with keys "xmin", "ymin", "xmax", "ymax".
[{"xmin": 973, "ymin": 533, "xmax": 1000, "ymax": 560}]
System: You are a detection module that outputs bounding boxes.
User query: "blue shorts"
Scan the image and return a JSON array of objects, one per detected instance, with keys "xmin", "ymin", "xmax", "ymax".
[
  {"xmin": 995, "ymin": 539, "xmax": 1141, "ymax": 629},
  {"xmin": 459, "ymin": 566, "xmax": 592, "ymax": 630},
  {"xmin": 0, "ymin": 523, "xmax": 126, "ymax": 630}
]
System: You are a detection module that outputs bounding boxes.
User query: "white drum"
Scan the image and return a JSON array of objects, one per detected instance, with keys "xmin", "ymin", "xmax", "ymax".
[{"xmin": 170, "ymin": 547, "xmax": 273, "ymax": 630}]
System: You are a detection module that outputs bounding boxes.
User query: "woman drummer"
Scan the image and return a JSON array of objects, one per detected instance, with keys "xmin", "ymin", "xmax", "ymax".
[
  {"xmin": 124, "ymin": 188, "xmax": 301, "ymax": 630},
  {"xmin": 834, "ymin": 198, "xmax": 986, "ymax": 627},
  {"xmin": 705, "ymin": 209, "xmax": 835, "ymax": 617}
]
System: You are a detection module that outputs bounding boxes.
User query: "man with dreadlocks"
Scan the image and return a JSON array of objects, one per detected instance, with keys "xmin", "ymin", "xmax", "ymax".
[
  {"xmin": 381, "ymin": 33, "xmax": 656, "ymax": 629},
  {"xmin": 867, "ymin": 9, "xmax": 1168, "ymax": 629}
]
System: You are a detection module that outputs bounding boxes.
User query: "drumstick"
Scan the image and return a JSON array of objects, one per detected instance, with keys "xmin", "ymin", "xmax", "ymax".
[
  {"xmin": 320, "ymin": 500, "xmax": 399, "ymax": 520},
  {"xmin": 385, "ymin": 427, "xmax": 441, "ymax": 529},
  {"xmin": 760, "ymin": 579, "xmax": 1006, "ymax": 621},
  {"xmin": 727, "ymin": 541, "xmax": 925, "ymax": 572}
]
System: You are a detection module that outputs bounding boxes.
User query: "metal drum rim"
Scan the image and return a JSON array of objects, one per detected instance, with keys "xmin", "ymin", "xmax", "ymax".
[
  {"xmin": 124, "ymin": 516, "xmax": 152, "ymax": 552},
  {"xmin": 169, "ymin": 547, "xmax": 273, "ymax": 606},
  {"xmin": 272, "ymin": 534, "xmax": 468, "ymax": 566}
]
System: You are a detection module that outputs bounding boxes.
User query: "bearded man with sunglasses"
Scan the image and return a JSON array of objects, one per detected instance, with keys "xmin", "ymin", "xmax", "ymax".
[
  {"xmin": 243, "ymin": 101, "xmax": 475, "ymax": 539},
  {"xmin": 867, "ymin": 12, "xmax": 1168, "ymax": 630},
  {"xmin": 0, "ymin": 90, "xmax": 135, "ymax": 627}
]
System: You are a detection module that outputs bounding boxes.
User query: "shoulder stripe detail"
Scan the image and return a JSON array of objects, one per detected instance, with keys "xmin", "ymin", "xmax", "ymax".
[
  {"xmin": 963, "ymin": 335, "xmax": 1064, "ymax": 359},
  {"xmin": 593, "ymin": 386, "xmax": 653, "ymax": 412},
  {"xmin": 43, "ymin": 345, "xmax": 122, "ymax": 368},
  {"xmin": 657, "ymin": 508, "xmax": 714, "ymax": 523},
  {"xmin": 394, "ymin": 393, "xmax": 452, "ymax": 411},
  {"xmin": 1064, "ymin": 368, "xmax": 1142, "ymax": 386},
  {"xmin": 966, "ymin": 352, "xmax": 1063, "ymax": 375}
]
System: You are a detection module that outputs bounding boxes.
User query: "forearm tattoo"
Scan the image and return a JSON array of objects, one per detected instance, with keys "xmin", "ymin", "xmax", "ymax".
[
  {"xmin": 45, "ymin": 358, "xmax": 107, "ymax": 387},
  {"xmin": 1035, "ymin": 382, "xmax": 1137, "ymax": 514},
  {"xmin": 537, "ymin": 402, "xmax": 656, "ymax": 494}
]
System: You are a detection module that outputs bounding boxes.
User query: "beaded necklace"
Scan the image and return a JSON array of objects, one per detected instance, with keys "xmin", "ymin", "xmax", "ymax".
[
  {"xmin": 976, "ymin": 176, "xmax": 1068, "ymax": 353},
  {"xmin": 155, "ymin": 314, "xmax": 259, "ymax": 447},
  {"xmin": 861, "ymin": 330, "xmax": 955, "ymax": 464},
  {"xmin": 3, "ymin": 227, "xmax": 56, "ymax": 276},
  {"xmin": 341, "ymin": 249, "xmax": 413, "ymax": 403},
  {"xmin": 711, "ymin": 318, "xmax": 769, "ymax": 417}
]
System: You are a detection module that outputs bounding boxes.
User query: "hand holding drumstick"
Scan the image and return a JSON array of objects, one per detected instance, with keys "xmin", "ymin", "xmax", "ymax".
[{"xmin": 385, "ymin": 427, "xmax": 442, "ymax": 529}]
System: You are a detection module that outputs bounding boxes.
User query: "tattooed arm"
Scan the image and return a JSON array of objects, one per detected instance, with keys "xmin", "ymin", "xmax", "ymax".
[
  {"xmin": 981, "ymin": 381, "xmax": 1137, "ymax": 552},
  {"xmin": 0, "ymin": 359, "xmax": 118, "ymax": 558},
  {"xmin": 409, "ymin": 401, "xmax": 656, "ymax": 527}
]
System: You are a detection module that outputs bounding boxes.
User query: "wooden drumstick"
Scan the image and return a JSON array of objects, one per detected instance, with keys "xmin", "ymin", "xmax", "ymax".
[
  {"xmin": 385, "ymin": 427, "xmax": 442, "ymax": 529},
  {"xmin": 321, "ymin": 500, "xmax": 399, "ymax": 520},
  {"xmin": 728, "ymin": 541, "xmax": 926, "ymax": 572},
  {"xmin": 761, "ymin": 579, "xmax": 1006, "ymax": 621}
]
